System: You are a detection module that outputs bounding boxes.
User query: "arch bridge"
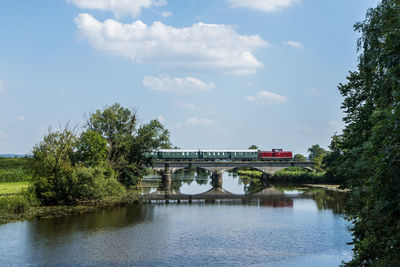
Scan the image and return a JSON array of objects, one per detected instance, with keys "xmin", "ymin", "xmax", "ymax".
[{"xmin": 152, "ymin": 160, "xmax": 314, "ymax": 188}]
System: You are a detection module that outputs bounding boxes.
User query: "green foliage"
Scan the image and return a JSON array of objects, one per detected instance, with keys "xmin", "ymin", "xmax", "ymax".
[
  {"xmin": 75, "ymin": 131, "xmax": 108, "ymax": 167},
  {"xmin": 293, "ymin": 154, "xmax": 307, "ymax": 161},
  {"xmin": 0, "ymin": 194, "xmax": 30, "ymax": 214},
  {"xmin": 0, "ymin": 158, "xmax": 32, "ymax": 182},
  {"xmin": 86, "ymin": 104, "xmax": 172, "ymax": 187},
  {"xmin": 308, "ymin": 144, "xmax": 328, "ymax": 172},
  {"xmin": 70, "ymin": 166, "xmax": 125, "ymax": 200},
  {"xmin": 0, "ymin": 157, "xmax": 32, "ymax": 169},
  {"xmin": 85, "ymin": 103, "xmax": 136, "ymax": 169},
  {"xmin": 272, "ymin": 170, "xmax": 327, "ymax": 183},
  {"xmin": 248, "ymin": 145, "xmax": 258, "ymax": 149},
  {"xmin": 30, "ymin": 103, "xmax": 172, "ymax": 204},
  {"xmin": 0, "ymin": 169, "xmax": 32, "ymax": 182},
  {"xmin": 0, "ymin": 189, "xmax": 38, "ymax": 215},
  {"xmin": 325, "ymin": 1, "xmax": 400, "ymax": 265},
  {"xmin": 32, "ymin": 128, "xmax": 76, "ymax": 179}
]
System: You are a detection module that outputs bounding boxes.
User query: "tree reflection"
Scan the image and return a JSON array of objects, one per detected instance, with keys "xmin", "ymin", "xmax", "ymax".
[
  {"xmin": 171, "ymin": 167, "xmax": 211, "ymax": 192},
  {"xmin": 309, "ymin": 189, "xmax": 347, "ymax": 214}
]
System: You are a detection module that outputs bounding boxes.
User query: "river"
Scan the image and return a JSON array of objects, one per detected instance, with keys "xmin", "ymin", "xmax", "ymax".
[{"xmin": 0, "ymin": 169, "xmax": 352, "ymax": 266}]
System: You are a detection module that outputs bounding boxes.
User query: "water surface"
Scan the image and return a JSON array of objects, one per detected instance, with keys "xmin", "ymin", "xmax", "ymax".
[{"xmin": 0, "ymin": 170, "xmax": 352, "ymax": 266}]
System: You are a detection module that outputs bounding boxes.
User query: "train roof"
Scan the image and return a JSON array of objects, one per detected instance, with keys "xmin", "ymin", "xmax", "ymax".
[{"xmin": 158, "ymin": 149, "xmax": 199, "ymax": 152}]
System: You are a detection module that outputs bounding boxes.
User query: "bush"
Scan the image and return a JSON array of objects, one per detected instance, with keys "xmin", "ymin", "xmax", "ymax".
[
  {"xmin": 33, "ymin": 165, "xmax": 125, "ymax": 205},
  {"xmin": 271, "ymin": 171, "xmax": 327, "ymax": 183},
  {"xmin": 71, "ymin": 166, "xmax": 125, "ymax": 200}
]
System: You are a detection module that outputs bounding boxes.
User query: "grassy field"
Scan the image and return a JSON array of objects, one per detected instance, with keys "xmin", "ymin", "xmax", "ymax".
[
  {"xmin": 0, "ymin": 182, "xmax": 29, "ymax": 195},
  {"xmin": 0, "ymin": 158, "xmax": 32, "ymax": 182}
]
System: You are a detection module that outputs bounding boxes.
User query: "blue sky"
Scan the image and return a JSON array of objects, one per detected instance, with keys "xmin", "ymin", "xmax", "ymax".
[{"xmin": 0, "ymin": 0, "xmax": 379, "ymax": 155}]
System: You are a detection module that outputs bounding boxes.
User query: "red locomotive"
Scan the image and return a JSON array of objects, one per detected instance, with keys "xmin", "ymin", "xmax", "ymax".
[{"xmin": 258, "ymin": 148, "xmax": 292, "ymax": 161}]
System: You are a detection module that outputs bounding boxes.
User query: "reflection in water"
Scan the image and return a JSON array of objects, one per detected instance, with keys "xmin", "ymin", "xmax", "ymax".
[
  {"xmin": 0, "ymin": 189, "xmax": 352, "ymax": 266},
  {"xmin": 0, "ymin": 169, "xmax": 351, "ymax": 266},
  {"xmin": 142, "ymin": 169, "xmax": 347, "ymax": 214}
]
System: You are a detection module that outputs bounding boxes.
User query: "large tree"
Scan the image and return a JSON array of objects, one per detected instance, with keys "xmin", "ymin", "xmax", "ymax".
[
  {"xmin": 327, "ymin": 1, "xmax": 400, "ymax": 265},
  {"xmin": 85, "ymin": 103, "xmax": 137, "ymax": 169},
  {"xmin": 307, "ymin": 144, "xmax": 328, "ymax": 172},
  {"xmin": 293, "ymin": 154, "xmax": 306, "ymax": 162},
  {"xmin": 85, "ymin": 103, "xmax": 172, "ymax": 186}
]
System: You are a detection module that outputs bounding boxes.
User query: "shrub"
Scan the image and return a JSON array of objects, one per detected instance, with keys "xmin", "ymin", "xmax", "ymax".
[{"xmin": 71, "ymin": 166, "xmax": 125, "ymax": 200}]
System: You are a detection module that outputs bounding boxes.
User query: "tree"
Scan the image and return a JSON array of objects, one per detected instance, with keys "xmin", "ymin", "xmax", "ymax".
[
  {"xmin": 74, "ymin": 131, "xmax": 108, "ymax": 167},
  {"xmin": 137, "ymin": 120, "xmax": 172, "ymax": 151},
  {"xmin": 326, "ymin": 1, "xmax": 400, "ymax": 265},
  {"xmin": 307, "ymin": 144, "xmax": 326, "ymax": 161},
  {"xmin": 85, "ymin": 103, "xmax": 172, "ymax": 187},
  {"xmin": 85, "ymin": 103, "xmax": 136, "ymax": 169},
  {"xmin": 31, "ymin": 127, "xmax": 123, "ymax": 205},
  {"xmin": 307, "ymin": 144, "xmax": 328, "ymax": 172},
  {"xmin": 248, "ymin": 145, "xmax": 258, "ymax": 150},
  {"xmin": 293, "ymin": 154, "xmax": 306, "ymax": 161},
  {"xmin": 123, "ymin": 119, "xmax": 171, "ymax": 187},
  {"xmin": 31, "ymin": 127, "xmax": 77, "ymax": 204}
]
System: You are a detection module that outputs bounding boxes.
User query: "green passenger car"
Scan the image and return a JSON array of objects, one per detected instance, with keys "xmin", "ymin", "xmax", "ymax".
[
  {"xmin": 201, "ymin": 150, "xmax": 230, "ymax": 160},
  {"xmin": 158, "ymin": 149, "xmax": 199, "ymax": 160},
  {"xmin": 230, "ymin": 150, "xmax": 258, "ymax": 160},
  {"xmin": 144, "ymin": 151, "xmax": 159, "ymax": 159}
]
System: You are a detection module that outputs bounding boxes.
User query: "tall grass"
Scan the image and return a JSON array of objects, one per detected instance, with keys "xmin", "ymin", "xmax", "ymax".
[
  {"xmin": 0, "ymin": 194, "xmax": 30, "ymax": 214},
  {"xmin": 0, "ymin": 158, "xmax": 32, "ymax": 182}
]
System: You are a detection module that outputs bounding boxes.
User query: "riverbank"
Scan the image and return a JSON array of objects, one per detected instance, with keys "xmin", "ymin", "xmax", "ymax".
[
  {"xmin": 236, "ymin": 169, "xmax": 345, "ymax": 190},
  {"xmin": 0, "ymin": 189, "xmax": 141, "ymax": 225}
]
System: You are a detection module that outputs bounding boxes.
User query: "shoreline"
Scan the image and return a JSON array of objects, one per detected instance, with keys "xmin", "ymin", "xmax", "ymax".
[
  {"xmin": 0, "ymin": 192, "xmax": 141, "ymax": 225},
  {"xmin": 0, "ymin": 183, "xmax": 346, "ymax": 225}
]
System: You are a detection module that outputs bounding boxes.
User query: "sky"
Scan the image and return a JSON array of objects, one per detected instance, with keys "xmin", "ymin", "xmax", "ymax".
[{"xmin": 0, "ymin": 0, "xmax": 379, "ymax": 155}]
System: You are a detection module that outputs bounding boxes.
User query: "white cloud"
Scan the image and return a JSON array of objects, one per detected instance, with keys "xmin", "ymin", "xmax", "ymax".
[
  {"xmin": 161, "ymin": 11, "xmax": 172, "ymax": 17},
  {"xmin": 75, "ymin": 14, "xmax": 267, "ymax": 74},
  {"xmin": 0, "ymin": 81, "xmax": 5, "ymax": 93},
  {"xmin": 283, "ymin": 40, "xmax": 303, "ymax": 49},
  {"xmin": 227, "ymin": 0, "xmax": 300, "ymax": 12},
  {"xmin": 143, "ymin": 75, "xmax": 215, "ymax": 94},
  {"xmin": 186, "ymin": 118, "xmax": 216, "ymax": 127},
  {"xmin": 67, "ymin": 0, "xmax": 167, "ymax": 18},
  {"xmin": 246, "ymin": 91, "xmax": 287, "ymax": 105},
  {"xmin": 17, "ymin": 116, "xmax": 25, "ymax": 121},
  {"xmin": 0, "ymin": 130, "xmax": 7, "ymax": 138}
]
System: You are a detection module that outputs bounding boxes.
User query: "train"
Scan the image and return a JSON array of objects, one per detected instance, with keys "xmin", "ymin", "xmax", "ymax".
[{"xmin": 145, "ymin": 148, "xmax": 292, "ymax": 161}]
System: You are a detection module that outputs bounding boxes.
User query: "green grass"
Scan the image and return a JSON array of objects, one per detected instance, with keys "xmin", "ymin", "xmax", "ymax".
[
  {"xmin": 0, "ymin": 158, "xmax": 32, "ymax": 182},
  {"xmin": 236, "ymin": 169, "xmax": 263, "ymax": 178},
  {"xmin": 0, "ymin": 194, "xmax": 30, "ymax": 215},
  {"xmin": 0, "ymin": 182, "xmax": 30, "ymax": 195},
  {"xmin": 236, "ymin": 168, "xmax": 331, "ymax": 184}
]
